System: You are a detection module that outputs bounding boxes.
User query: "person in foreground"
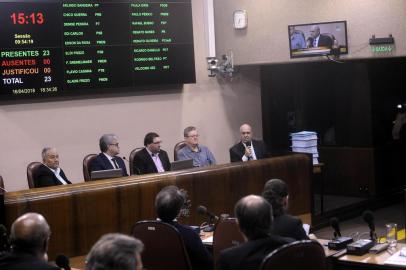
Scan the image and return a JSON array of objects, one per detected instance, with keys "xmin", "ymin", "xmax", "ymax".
[
  {"xmin": 262, "ymin": 178, "xmax": 309, "ymax": 240},
  {"xmin": 133, "ymin": 132, "xmax": 171, "ymax": 174},
  {"xmin": 90, "ymin": 133, "xmax": 128, "ymax": 176},
  {"xmin": 217, "ymin": 195, "xmax": 294, "ymax": 270},
  {"xmin": 0, "ymin": 212, "xmax": 59, "ymax": 270},
  {"xmin": 229, "ymin": 123, "xmax": 268, "ymax": 162},
  {"xmin": 177, "ymin": 126, "xmax": 216, "ymax": 167},
  {"xmin": 155, "ymin": 185, "xmax": 213, "ymax": 270},
  {"xmin": 86, "ymin": 233, "xmax": 144, "ymax": 270},
  {"xmin": 34, "ymin": 147, "xmax": 71, "ymax": 188}
]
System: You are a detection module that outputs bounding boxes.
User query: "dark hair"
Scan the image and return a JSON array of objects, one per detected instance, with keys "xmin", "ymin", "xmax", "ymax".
[
  {"xmin": 86, "ymin": 233, "xmax": 144, "ymax": 270},
  {"xmin": 183, "ymin": 126, "xmax": 196, "ymax": 137},
  {"xmin": 262, "ymin": 179, "xmax": 288, "ymax": 217},
  {"xmin": 235, "ymin": 195, "xmax": 273, "ymax": 240},
  {"xmin": 155, "ymin": 186, "xmax": 185, "ymax": 222},
  {"xmin": 144, "ymin": 132, "xmax": 159, "ymax": 146},
  {"xmin": 99, "ymin": 134, "xmax": 116, "ymax": 152}
]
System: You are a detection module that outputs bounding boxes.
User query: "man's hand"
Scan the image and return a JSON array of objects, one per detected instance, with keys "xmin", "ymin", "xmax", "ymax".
[{"xmin": 244, "ymin": 146, "xmax": 252, "ymax": 158}]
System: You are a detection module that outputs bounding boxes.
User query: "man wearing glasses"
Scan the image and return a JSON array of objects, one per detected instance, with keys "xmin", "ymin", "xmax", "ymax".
[
  {"xmin": 132, "ymin": 132, "xmax": 171, "ymax": 175},
  {"xmin": 177, "ymin": 126, "xmax": 216, "ymax": 167},
  {"xmin": 90, "ymin": 133, "xmax": 128, "ymax": 176}
]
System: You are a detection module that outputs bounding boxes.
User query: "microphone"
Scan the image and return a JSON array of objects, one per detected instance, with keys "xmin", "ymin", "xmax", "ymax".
[
  {"xmin": 197, "ymin": 205, "xmax": 218, "ymax": 232},
  {"xmin": 330, "ymin": 217, "xmax": 341, "ymax": 238},
  {"xmin": 246, "ymin": 141, "xmax": 252, "ymax": 147},
  {"xmin": 122, "ymin": 157, "xmax": 141, "ymax": 175},
  {"xmin": 0, "ymin": 224, "xmax": 10, "ymax": 252},
  {"xmin": 55, "ymin": 254, "xmax": 71, "ymax": 270},
  {"xmin": 197, "ymin": 205, "xmax": 219, "ymax": 221},
  {"xmin": 327, "ymin": 217, "xmax": 352, "ymax": 250},
  {"xmin": 363, "ymin": 211, "xmax": 377, "ymax": 241},
  {"xmin": 0, "ymin": 186, "xmax": 7, "ymax": 193}
]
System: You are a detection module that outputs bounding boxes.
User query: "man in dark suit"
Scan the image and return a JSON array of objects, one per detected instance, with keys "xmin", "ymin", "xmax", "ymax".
[
  {"xmin": 229, "ymin": 123, "xmax": 268, "ymax": 162},
  {"xmin": 90, "ymin": 134, "xmax": 128, "ymax": 177},
  {"xmin": 0, "ymin": 213, "xmax": 59, "ymax": 270},
  {"xmin": 34, "ymin": 147, "xmax": 71, "ymax": 188},
  {"xmin": 307, "ymin": 25, "xmax": 333, "ymax": 48},
  {"xmin": 155, "ymin": 186, "xmax": 213, "ymax": 270},
  {"xmin": 133, "ymin": 132, "xmax": 171, "ymax": 175},
  {"xmin": 217, "ymin": 195, "xmax": 294, "ymax": 270},
  {"xmin": 262, "ymin": 179, "xmax": 309, "ymax": 240}
]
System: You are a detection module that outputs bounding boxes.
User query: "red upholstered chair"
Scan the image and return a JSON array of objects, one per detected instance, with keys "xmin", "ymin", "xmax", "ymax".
[
  {"xmin": 129, "ymin": 147, "xmax": 144, "ymax": 175},
  {"xmin": 132, "ymin": 220, "xmax": 192, "ymax": 270},
  {"xmin": 213, "ymin": 218, "xmax": 245, "ymax": 263},
  {"xmin": 174, "ymin": 141, "xmax": 187, "ymax": 161},
  {"xmin": 26, "ymin": 161, "xmax": 42, "ymax": 189},
  {"xmin": 83, "ymin": 154, "xmax": 97, "ymax": 181},
  {"xmin": 260, "ymin": 240, "xmax": 327, "ymax": 270}
]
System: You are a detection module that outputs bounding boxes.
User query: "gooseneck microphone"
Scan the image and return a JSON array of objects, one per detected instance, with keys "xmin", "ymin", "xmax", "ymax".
[
  {"xmin": 197, "ymin": 205, "xmax": 219, "ymax": 221},
  {"xmin": 55, "ymin": 254, "xmax": 71, "ymax": 270},
  {"xmin": 330, "ymin": 217, "xmax": 341, "ymax": 238},
  {"xmin": 363, "ymin": 210, "xmax": 377, "ymax": 241},
  {"xmin": 122, "ymin": 157, "xmax": 140, "ymax": 175}
]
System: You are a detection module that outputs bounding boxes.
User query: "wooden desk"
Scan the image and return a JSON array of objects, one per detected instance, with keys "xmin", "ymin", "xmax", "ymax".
[
  {"xmin": 335, "ymin": 243, "xmax": 406, "ymax": 270},
  {"xmin": 4, "ymin": 154, "xmax": 312, "ymax": 259}
]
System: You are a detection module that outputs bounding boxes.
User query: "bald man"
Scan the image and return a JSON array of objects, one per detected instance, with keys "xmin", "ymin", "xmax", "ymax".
[
  {"xmin": 307, "ymin": 25, "xmax": 333, "ymax": 48},
  {"xmin": 216, "ymin": 195, "xmax": 294, "ymax": 270},
  {"xmin": 34, "ymin": 147, "xmax": 71, "ymax": 188},
  {"xmin": 0, "ymin": 213, "xmax": 59, "ymax": 270},
  {"xmin": 229, "ymin": 124, "xmax": 268, "ymax": 162}
]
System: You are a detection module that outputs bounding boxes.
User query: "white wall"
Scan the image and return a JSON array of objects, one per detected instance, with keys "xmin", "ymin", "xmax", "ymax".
[
  {"xmin": 214, "ymin": 0, "xmax": 406, "ymax": 64},
  {"xmin": 0, "ymin": 0, "xmax": 263, "ymax": 191}
]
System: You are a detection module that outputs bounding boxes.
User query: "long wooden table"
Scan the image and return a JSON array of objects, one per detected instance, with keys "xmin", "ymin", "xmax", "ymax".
[{"xmin": 4, "ymin": 154, "xmax": 312, "ymax": 259}]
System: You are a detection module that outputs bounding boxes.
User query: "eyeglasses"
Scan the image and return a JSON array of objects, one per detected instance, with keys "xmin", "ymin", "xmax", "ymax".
[
  {"xmin": 109, "ymin": 143, "xmax": 119, "ymax": 147},
  {"xmin": 187, "ymin": 134, "xmax": 199, "ymax": 138},
  {"xmin": 152, "ymin": 141, "xmax": 162, "ymax": 144}
]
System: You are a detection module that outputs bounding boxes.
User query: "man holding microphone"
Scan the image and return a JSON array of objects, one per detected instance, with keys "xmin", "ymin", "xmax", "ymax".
[{"xmin": 229, "ymin": 123, "xmax": 268, "ymax": 162}]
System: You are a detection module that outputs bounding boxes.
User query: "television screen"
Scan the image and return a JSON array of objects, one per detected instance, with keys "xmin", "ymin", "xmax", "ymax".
[
  {"xmin": 288, "ymin": 21, "xmax": 348, "ymax": 58},
  {"xmin": 0, "ymin": 0, "xmax": 195, "ymax": 102}
]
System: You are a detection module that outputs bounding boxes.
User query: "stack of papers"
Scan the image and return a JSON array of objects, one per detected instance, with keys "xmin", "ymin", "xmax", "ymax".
[
  {"xmin": 384, "ymin": 249, "xmax": 406, "ymax": 266},
  {"xmin": 290, "ymin": 131, "xmax": 319, "ymax": 164}
]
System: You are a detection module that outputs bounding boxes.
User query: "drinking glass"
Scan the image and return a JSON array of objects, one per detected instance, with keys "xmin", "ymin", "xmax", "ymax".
[{"xmin": 386, "ymin": 223, "xmax": 398, "ymax": 248}]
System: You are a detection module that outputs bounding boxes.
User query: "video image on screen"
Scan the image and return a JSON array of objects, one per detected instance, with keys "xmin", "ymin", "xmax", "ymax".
[{"xmin": 288, "ymin": 20, "xmax": 348, "ymax": 58}]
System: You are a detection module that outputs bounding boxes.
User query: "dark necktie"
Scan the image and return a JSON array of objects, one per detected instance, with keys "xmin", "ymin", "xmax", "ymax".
[{"xmin": 112, "ymin": 158, "xmax": 119, "ymax": 169}]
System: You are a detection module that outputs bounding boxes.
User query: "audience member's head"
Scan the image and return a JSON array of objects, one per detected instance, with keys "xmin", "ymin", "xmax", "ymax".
[
  {"xmin": 99, "ymin": 134, "xmax": 120, "ymax": 156},
  {"xmin": 10, "ymin": 212, "xmax": 51, "ymax": 260},
  {"xmin": 183, "ymin": 126, "xmax": 199, "ymax": 148},
  {"xmin": 86, "ymin": 233, "xmax": 144, "ymax": 270},
  {"xmin": 155, "ymin": 186, "xmax": 185, "ymax": 222},
  {"xmin": 239, "ymin": 124, "xmax": 253, "ymax": 143},
  {"xmin": 41, "ymin": 147, "xmax": 60, "ymax": 170},
  {"xmin": 144, "ymin": 132, "xmax": 162, "ymax": 154},
  {"xmin": 235, "ymin": 195, "xmax": 273, "ymax": 241},
  {"xmin": 262, "ymin": 178, "xmax": 289, "ymax": 217}
]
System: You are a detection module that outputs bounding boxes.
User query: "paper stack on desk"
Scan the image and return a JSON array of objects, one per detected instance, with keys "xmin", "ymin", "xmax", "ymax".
[
  {"xmin": 290, "ymin": 131, "xmax": 319, "ymax": 164},
  {"xmin": 384, "ymin": 249, "xmax": 406, "ymax": 266}
]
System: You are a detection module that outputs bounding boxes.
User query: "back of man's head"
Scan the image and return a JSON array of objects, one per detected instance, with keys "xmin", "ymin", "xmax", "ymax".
[
  {"xmin": 262, "ymin": 179, "xmax": 289, "ymax": 217},
  {"xmin": 10, "ymin": 212, "xmax": 50, "ymax": 257},
  {"xmin": 155, "ymin": 186, "xmax": 184, "ymax": 222},
  {"xmin": 86, "ymin": 233, "xmax": 144, "ymax": 270},
  {"xmin": 235, "ymin": 195, "xmax": 273, "ymax": 241}
]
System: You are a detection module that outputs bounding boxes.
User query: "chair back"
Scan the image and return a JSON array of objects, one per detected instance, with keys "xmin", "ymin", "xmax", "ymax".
[
  {"xmin": 83, "ymin": 154, "xmax": 97, "ymax": 181},
  {"xmin": 27, "ymin": 162, "xmax": 42, "ymax": 189},
  {"xmin": 260, "ymin": 240, "xmax": 327, "ymax": 270},
  {"xmin": 129, "ymin": 147, "xmax": 144, "ymax": 175},
  {"xmin": 132, "ymin": 220, "xmax": 192, "ymax": 270},
  {"xmin": 213, "ymin": 218, "xmax": 245, "ymax": 263},
  {"xmin": 0, "ymin": 175, "xmax": 4, "ymax": 194},
  {"xmin": 174, "ymin": 141, "xmax": 187, "ymax": 161}
]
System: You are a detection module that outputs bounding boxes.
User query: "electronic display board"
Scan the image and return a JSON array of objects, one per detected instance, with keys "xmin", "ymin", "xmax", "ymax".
[{"xmin": 0, "ymin": 0, "xmax": 195, "ymax": 101}]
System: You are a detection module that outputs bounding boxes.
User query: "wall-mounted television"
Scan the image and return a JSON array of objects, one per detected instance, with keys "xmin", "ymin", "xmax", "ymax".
[{"xmin": 288, "ymin": 20, "xmax": 348, "ymax": 58}]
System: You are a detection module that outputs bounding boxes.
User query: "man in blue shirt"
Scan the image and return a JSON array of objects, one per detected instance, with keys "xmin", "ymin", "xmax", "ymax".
[{"xmin": 177, "ymin": 126, "xmax": 216, "ymax": 167}]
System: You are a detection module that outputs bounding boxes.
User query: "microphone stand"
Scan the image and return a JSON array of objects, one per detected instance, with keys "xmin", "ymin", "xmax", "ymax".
[{"xmin": 202, "ymin": 216, "xmax": 216, "ymax": 232}]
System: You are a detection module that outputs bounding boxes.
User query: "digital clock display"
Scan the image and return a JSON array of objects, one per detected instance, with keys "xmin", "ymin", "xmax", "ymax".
[{"xmin": 0, "ymin": 0, "xmax": 195, "ymax": 101}]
